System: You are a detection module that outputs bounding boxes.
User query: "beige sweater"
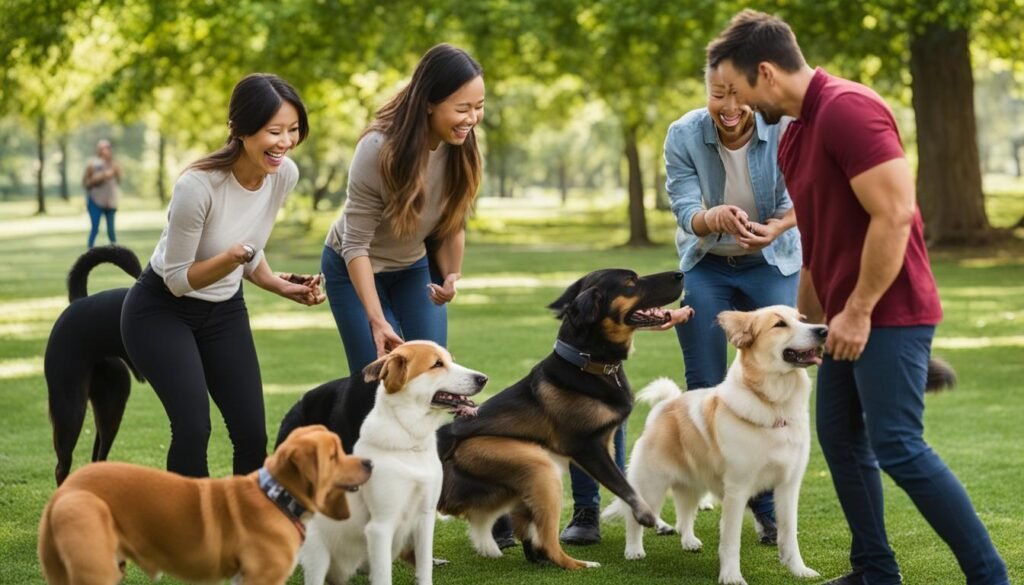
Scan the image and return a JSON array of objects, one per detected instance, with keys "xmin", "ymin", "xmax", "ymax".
[{"xmin": 325, "ymin": 131, "xmax": 448, "ymax": 272}]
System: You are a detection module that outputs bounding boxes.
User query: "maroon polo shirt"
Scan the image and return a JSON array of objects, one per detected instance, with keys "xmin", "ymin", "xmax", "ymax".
[{"xmin": 778, "ymin": 68, "xmax": 942, "ymax": 326}]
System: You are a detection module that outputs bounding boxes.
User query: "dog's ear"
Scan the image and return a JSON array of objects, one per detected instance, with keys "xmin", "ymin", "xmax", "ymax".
[
  {"xmin": 548, "ymin": 276, "xmax": 586, "ymax": 318},
  {"xmin": 718, "ymin": 311, "xmax": 755, "ymax": 349},
  {"xmin": 378, "ymin": 353, "xmax": 409, "ymax": 394},
  {"xmin": 561, "ymin": 286, "xmax": 604, "ymax": 331}
]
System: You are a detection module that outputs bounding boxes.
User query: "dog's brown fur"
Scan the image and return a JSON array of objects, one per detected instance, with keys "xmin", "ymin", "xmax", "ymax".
[{"xmin": 38, "ymin": 425, "xmax": 372, "ymax": 585}]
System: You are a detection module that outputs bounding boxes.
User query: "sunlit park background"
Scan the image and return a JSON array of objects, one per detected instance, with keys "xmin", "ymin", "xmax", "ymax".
[{"xmin": 2, "ymin": 1, "xmax": 1023, "ymax": 584}]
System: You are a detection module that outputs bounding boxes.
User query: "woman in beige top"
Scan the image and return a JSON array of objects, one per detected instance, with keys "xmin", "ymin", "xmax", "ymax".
[
  {"xmin": 83, "ymin": 139, "xmax": 122, "ymax": 248},
  {"xmin": 322, "ymin": 44, "xmax": 484, "ymax": 377}
]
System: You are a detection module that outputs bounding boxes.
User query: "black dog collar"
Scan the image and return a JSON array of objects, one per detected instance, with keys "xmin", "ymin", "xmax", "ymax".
[
  {"xmin": 554, "ymin": 339, "xmax": 622, "ymax": 377},
  {"xmin": 258, "ymin": 467, "xmax": 307, "ymax": 539}
]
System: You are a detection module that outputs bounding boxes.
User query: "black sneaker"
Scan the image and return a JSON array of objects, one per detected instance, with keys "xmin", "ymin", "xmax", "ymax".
[
  {"xmin": 751, "ymin": 509, "xmax": 777, "ymax": 546},
  {"xmin": 491, "ymin": 515, "xmax": 517, "ymax": 550},
  {"xmin": 559, "ymin": 506, "xmax": 601, "ymax": 545},
  {"xmin": 820, "ymin": 570, "xmax": 864, "ymax": 584}
]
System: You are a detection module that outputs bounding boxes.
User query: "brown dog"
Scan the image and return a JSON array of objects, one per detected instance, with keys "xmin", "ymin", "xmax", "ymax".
[{"xmin": 38, "ymin": 425, "xmax": 372, "ymax": 585}]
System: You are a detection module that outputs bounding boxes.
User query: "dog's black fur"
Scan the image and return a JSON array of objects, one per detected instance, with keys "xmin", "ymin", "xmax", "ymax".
[
  {"xmin": 46, "ymin": 246, "xmax": 143, "ymax": 486},
  {"xmin": 436, "ymin": 268, "xmax": 683, "ymax": 566},
  {"xmin": 274, "ymin": 373, "xmax": 378, "ymax": 453}
]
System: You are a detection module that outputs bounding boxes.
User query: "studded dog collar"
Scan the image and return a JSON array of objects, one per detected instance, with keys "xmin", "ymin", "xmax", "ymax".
[{"xmin": 258, "ymin": 467, "xmax": 307, "ymax": 540}]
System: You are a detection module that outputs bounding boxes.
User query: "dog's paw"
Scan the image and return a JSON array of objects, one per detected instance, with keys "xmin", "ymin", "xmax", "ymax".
[
  {"xmin": 624, "ymin": 545, "xmax": 646, "ymax": 560},
  {"xmin": 473, "ymin": 543, "xmax": 502, "ymax": 558},
  {"xmin": 698, "ymin": 493, "xmax": 716, "ymax": 510},
  {"xmin": 718, "ymin": 571, "xmax": 748, "ymax": 585},
  {"xmin": 655, "ymin": 519, "xmax": 676, "ymax": 535},
  {"xmin": 787, "ymin": 565, "xmax": 820, "ymax": 579},
  {"xmin": 680, "ymin": 535, "xmax": 703, "ymax": 551},
  {"xmin": 633, "ymin": 508, "xmax": 657, "ymax": 528},
  {"xmin": 580, "ymin": 560, "xmax": 601, "ymax": 568}
]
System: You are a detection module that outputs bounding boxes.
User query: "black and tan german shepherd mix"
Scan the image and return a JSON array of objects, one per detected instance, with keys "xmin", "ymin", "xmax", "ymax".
[
  {"xmin": 45, "ymin": 246, "xmax": 143, "ymax": 485},
  {"xmin": 436, "ymin": 268, "xmax": 684, "ymax": 570}
]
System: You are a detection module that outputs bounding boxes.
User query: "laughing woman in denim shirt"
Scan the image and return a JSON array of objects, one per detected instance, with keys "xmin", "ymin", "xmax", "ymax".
[{"xmin": 663, "ymin": 66, "xmax": 802, "ymax": 544}]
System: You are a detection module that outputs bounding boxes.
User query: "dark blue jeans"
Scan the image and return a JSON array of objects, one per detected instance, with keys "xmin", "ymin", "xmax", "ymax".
[
  {"xmin": 674, "ymin": 252, "xmax": 798, "ymax": 519},
  {"xmin": 569, "ymin": 423, "xmax": 626, "ymax": 508},
  {"xmin": 87, "ymin": 197, "xmax": 117, "ymax": 248},
  {"xmin": 321, "ymin": 246, "xmax": 447, "ymax": 376},
  {"xmin": 817, "ymin": 326, "xmax": 1008, "ymax": 585}
]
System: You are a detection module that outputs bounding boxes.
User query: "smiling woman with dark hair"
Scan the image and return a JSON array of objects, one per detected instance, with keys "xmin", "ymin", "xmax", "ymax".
[
  {"xmin": 322, "ymin": 43, "xmax": 485, "ymax": 376},
  {"xmin": 121, "ymin": 73, "xmax": 325, "ymax": 479}
]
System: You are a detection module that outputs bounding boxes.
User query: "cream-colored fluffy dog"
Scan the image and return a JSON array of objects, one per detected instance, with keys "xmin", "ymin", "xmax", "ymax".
[{"xmin": 606, "ymin": 306, "xmax": 825, "ymax": 585}]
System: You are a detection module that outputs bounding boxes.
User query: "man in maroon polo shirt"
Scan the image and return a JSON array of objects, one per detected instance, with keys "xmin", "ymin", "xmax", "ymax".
[{"xmin": 705, "ymin": 10, "xmax": 1009, "ymax": 585}]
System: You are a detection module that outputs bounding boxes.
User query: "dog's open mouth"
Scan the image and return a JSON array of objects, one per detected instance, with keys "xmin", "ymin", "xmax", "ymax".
[
  {"xmin": 783, "ymin": 346, "xmax": 824, "ymax": 367},
  {"xmin": 626, "ymin": 307, "xmax": 672, "ymax": 328},
  {"xmin": 431, "ymin": 391, "xmax": 477, "ymax": 411}
]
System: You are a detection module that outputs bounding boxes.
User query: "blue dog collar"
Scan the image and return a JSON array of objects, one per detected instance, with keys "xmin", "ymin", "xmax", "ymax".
[{"xmin": 258, "ymin": 467, "xmax": 308, "ymax": 537}]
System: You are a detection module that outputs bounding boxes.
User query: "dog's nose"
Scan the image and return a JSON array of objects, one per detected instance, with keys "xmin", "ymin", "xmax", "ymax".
[
  {"xmin": 473, "ymin": 374, "xmax": 488, "ymax": 388},
  {"xmin": 813, "ymin": 326, "xmax": 828, "ymax": 339},
  {"xmin": 361, "ymin": 459, "xmax": 374, "ymax": 472}
]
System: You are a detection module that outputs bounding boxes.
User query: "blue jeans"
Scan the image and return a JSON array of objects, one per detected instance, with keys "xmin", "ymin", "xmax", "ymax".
[
  {"xmin": 674, "ymin": 252, "xmax": 798, "ymax": 519},
  {"xmin": 321, "ymin": 246, "xmax": 447, "ymax": 376},
  {"xmin": 817, "ymin": 326, "xmax": 1008, "ymax": 585},
  {"xmin": 87, "ymin": 197, "xmax": 117, "ymax": 248},
  {"xmin": 569, "ymin": 423, "xmax": 626, "ymax": 508}
]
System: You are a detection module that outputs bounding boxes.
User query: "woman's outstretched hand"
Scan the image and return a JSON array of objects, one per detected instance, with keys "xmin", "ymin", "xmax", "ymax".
[{"xmin": 276, "ymin": 272, "xmax": 326, "ymax": 306}]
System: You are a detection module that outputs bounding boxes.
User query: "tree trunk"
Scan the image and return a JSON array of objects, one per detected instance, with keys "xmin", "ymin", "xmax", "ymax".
[
  {"xmin": 653, "ymin": 146, "xmax": 669, "ymax": 210},
  {"xmin": 58, "ymin": 135, "xmax": 69, "ymax": 201},
  {"xmin": 909, "ymin": 24, "xmax": 991, "ymax": 245},
  {"xmin": 157, "ymin": 132, "xmax": 167, "ymax": 204},
  {"xmin": 558, "ymin": 156, "xmax": 569, "ymax": 205},
  {"xmin": 623, "ymin": 125, "xmax": 651, "ymax": 246},
  {"xmin": 36, "ymin": 116, "xmax": 46, "ymax": 215}
]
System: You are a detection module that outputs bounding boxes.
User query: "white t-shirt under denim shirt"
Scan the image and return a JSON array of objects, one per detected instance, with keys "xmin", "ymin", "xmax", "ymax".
[
  {"xmin": 149, "ymin": 157, "xmax": 299, "ymax": 302},
  {"xmin": 710, "ymin": 140, "xmax": 759, "ymax": 256}
]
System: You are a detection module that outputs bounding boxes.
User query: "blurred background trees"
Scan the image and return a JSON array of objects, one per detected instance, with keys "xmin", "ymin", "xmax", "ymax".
[{"xmin": 2, "ymin": 0, "xmax": 1022, "ymax": 246}]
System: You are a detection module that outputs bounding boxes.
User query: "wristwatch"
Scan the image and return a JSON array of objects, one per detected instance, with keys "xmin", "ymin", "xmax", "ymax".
[{"xmin": 241, "ymin": 244, "xmax": 256, "ymax": 264}]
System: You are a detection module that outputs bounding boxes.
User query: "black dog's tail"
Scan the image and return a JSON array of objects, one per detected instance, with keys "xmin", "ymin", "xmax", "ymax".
[
  {"xmin": 67, "ymin": 245, "xmax": 142, "ymax": 302},
  {"xmin": 926, "ymin": 357, "xmax": 957, "ymax": 392}
]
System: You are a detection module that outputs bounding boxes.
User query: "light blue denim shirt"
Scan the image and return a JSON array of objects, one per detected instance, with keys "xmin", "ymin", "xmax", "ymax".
[{"xmin": 664, "ymin": 108, "xmax": 801, "ymax": 276}]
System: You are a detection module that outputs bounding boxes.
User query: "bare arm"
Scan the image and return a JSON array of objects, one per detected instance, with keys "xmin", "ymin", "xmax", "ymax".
[
  {"xmin": 184, "ymin": 244, "xmax": 252, "ymax": 291},
  {"xmin": 826, "ymin": 157, "xmax": 915, "ymax": 360}
]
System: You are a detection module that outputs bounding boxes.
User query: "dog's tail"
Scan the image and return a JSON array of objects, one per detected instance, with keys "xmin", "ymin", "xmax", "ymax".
[
  {"xmin": 926, "ymin": 357, "xmax": 957, "ymax": 392},
  {"xmin": 67, "ymin": 245, "xmax": 142, "ymax": 302},
  {"xmin": 637, "ymin": 377, "xmax": 683, "ymax": 407}
]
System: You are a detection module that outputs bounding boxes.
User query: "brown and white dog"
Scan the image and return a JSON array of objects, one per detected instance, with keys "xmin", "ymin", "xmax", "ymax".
[
  {"xmin": 298, "ymin": 341, "xmax": 488, "ymax": 585},
  {"xmin": 606, "ymin": 306, "xmax": 824, "ymax": 585},
  {"xmin": 37, "ymin": 425, "xmax": 372, "ymax": 585}
]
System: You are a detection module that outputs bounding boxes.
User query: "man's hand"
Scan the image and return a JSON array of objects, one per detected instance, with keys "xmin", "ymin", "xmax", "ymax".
[
  {"xmin": 704, "ymin": 205, "xmax": 753, "ymax": 236},
  {"xmin": 826, "ymin": 305, "xmax": 871, "ymax": 361},
  {"xmin": 737, "ymin": 218, "xmax": 784, "ymax": 251}
]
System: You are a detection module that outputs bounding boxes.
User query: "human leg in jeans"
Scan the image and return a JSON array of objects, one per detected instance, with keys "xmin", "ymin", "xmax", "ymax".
[
  {"xmin": 87, "ymin": 198, "xmax": 103, "ymax": 248},
  {"xmin": 818, "ymin": 326, "xmax": 1008, "ymax": 585},
  {"xmin": 560, "ymin": 423, "xmax": 627, "ymax": 545},
  {"xmin": 102, "ymin": 207, "xmax": 117, "ymax": 244}
]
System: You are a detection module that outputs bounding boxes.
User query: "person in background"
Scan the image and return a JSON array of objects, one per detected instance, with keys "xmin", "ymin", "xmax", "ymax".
[
  {"xmin": 707, "ymin": 10, "xmax": 1009, "ymax": 585},
  {"xmin": 83, "ymin": 139, "xmax": 122, "ymax": 248},
  {"xmin": 121, "ymin": 73, "xmax": 324, "ymax": 478}
]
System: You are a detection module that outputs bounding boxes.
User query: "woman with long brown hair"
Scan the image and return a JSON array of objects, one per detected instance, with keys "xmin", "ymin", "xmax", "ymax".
[
  {"xmin": 122, "ymin": 73, "xmax": 324, "ymax": 478},
  {"xmin": 322, "ymin": 43, "xmax": 484, "ymax": 375}
]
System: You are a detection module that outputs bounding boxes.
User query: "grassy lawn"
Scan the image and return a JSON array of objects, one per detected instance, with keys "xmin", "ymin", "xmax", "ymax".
[{"xmin": 1, "ymin": 193, "xmax": 1021, "ymax": 585}]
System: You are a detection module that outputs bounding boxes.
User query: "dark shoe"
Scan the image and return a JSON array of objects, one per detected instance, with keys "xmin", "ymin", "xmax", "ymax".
[
  {"xmin": 752, "ymin": 509, "xmax": 777, "ymax": 546},
  {"xmin": 559, "ymin": 507, "xmax": 601, "ymax": 545},
  {"xmin": 820, "ymin": 570, "xmax": 864, "ymax": 584},
  {"xmin": 491, "ymin": 514, "xmax": 518, "ymax": 550}
]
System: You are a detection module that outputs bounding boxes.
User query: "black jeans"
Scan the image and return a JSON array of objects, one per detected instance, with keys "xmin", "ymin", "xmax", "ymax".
[{"xmin": 121, "ymin": 268, "xmax": 266, "ymax": 477}]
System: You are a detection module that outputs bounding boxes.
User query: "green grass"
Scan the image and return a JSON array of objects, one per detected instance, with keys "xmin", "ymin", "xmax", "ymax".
[{"xmin": 1, "ymin": 192, "xmax": 1022, "ymax": 585}]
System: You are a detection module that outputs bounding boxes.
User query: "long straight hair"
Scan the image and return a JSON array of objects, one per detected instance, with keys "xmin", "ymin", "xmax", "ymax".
[
  {"xmin": 188, "ymin": 73, "xmax": 309, "ymax": 173},
  {"xmin": 367, "ymin": 44, "xmax": 483, "ymax": 240}
]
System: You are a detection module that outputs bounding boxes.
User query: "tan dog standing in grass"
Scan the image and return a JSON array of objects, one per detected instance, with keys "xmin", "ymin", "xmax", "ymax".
[
  {"xmin": 37, "ymin": 425, "xmax": 372, "ymax": 585},
  {"xmin": 606, "ymin": 306, "xmax": 825, "ymax": 585}
]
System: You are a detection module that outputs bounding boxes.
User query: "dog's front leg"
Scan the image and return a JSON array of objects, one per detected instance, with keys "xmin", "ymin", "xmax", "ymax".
[
  {"xmin": 571, "ymin": 444, "xmax": 655, "ymax": 527},
  {"xmin": 414, "ymin": 480, "xmax": 442, "ymax": 585},
  {"xmin": 365, "ymin": 520, "xmax": 394, "ymax": 585},
  {"xmin": 775, "ymin": 477, "xmax": 819, "ymax": 579},
  {"xmin": 717, "ymin": 487, "xmax": 748, "ymax": 585}
]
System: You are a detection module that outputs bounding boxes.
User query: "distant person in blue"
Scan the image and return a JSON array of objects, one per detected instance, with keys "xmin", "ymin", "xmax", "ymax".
[
  {"xmin": 663, "ymin": 64, "xmax": 803, "ymax": 545},
  {"xmin": 83, "ymin": 139, "xmax": 122, "ymax": 248}
]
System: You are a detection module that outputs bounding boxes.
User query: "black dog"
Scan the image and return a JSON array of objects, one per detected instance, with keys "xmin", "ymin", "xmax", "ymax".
[
  {"xmin": 435, "ymin": 268, "xmax": 683, "ymax": 570},
  {"xmin": 274, "ymin": 373, "xmax": 378, "ymax": 453},
  {"xmin": 45, "ymin": 245, "xmax": 143, "ymax": 485}
]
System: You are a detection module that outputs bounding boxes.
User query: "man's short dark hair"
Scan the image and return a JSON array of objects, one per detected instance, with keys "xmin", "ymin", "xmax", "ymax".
[{"xmin": 706, "ymin": 9, "xmax": 806, "ymax": 86}]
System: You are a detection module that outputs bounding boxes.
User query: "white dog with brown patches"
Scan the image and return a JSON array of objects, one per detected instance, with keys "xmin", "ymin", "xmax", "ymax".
[
  {"xmin": 298, "ymin": 341, "xmax": 487, "ymax": 585},
  {"xmin": 607, "ymin": 306, "xmax": 825, "ymax": 585}
]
